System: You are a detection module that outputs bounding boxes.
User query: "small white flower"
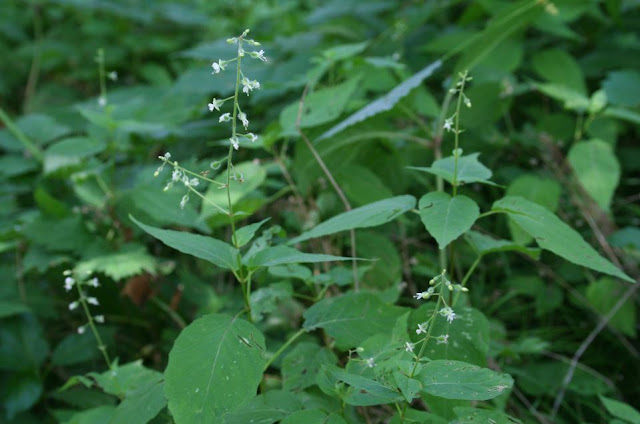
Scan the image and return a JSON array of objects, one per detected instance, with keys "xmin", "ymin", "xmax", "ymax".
[
  {"xmin": 250, "ymin": 49, "xmax": 267, "ymax": 62},
  {"xmin": 404, "ymin": 342, "xmax": 414, "ymax": 352},
  {"xmin": 180, "ymin": 194, "xmax": 189, "ymax": 209},
  {"xmin": 98, "ymin": 96, "xmax": 107, "ymax": 107},
  {"xmin": 414, "ymin": 291, "xmax": 427, "ymax": 300},
  {"xmin": 416, "ymin": 322, "xmax": 428, "ymax": 335},
  {"xmin": 230, "ymin": 137, "xmax": 239, "ymax": 150},
  {"xmin": 172, "ymin": 169, "xmax": 181, "ymax": 182},
  {"xmin": 436, "ymin": 334, "xmax": 449, "ymax": 344},
  {"xmin": 87, "ymin": 297, "xmax": 99, "ymax": 306},
  {"xmin": 108, "ymin": 71, "xmax": 118, "ymax": 81},
  {"xmin": 365, "ymin": 357, "xmax": 376, "ymax": 368},
  {"xmin": 439, "ymin": 306, "xmax": 456, "ymax": 323},
  {"xmin": 211, "ymin": 59, "xmax": 226, "ymax": 74},
  {"xmin": 89, "ymin": 277, "xmax": 100, "ymax": 288},
  {"xmin": 208, "ymin": 98, "xmax": 223, "ymax": 112},
  {"xmin": 246, "ymin": 39, "xmax": 260, "ymax": 46},
  {"xmin": 227, "ymin": 37, "xmax": 238, "ymax": 44},
  {"xmin": 64, "ymin": 277, "xmax": 75, "ymax": 291},
  {"xmin": 188, "ymin": 178, "xmax": 199, "ymax": 187},
  {"xmin": 219, "ymin": 113, "xmax": 232, "ymax": 123},
  {"xmin": 68, "ymin": 301, "xmax": 79, "ymax": 311},
  {"xmin": 241, "ymin": 78, "xmax": 260, "ymax": 96},
  {"xmin": 94, "ymin": 315, "xmax": 105, "ymax": 323},
  {"xmin": 464, "ymin": 97, "xmax": 472, "ymax": 108},
  {"xmin": 163, "ymin": 152, "xmax": 171, "ymax": 160},
  {"xmin": 77, "ymin": 326, "xmax": 86, "ymax": 335},
  {"xmin": 443, "ymin": 117, "xmax": 454, "ymax": 132},
  {"xmin": 247, "ymin": 133, "xmax": 258, "ymax": 142},
  {"xmin": 238, "ymin": 47, "xmax": 245, "ymax": 57},
  {"xmin": 239, "ymin": 112, "xmax": 249, "ymax": 129}
]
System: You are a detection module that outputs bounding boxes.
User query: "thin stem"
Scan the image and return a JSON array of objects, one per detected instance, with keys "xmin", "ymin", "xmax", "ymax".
[
  {"xmin": 97, "ymin": 49, "xmax": 107, "ymax": 102},
  {"xmin": 263, "ymin": 329, "xmax": 306, "ymax": 371},
  {"xmin": 24, "ymin": 3, "xmax": 42, "ymax": 109},
  {"xmin": 452, "ymin": 255, "xmax": 481, "ymax": 306},
  {"xmin": 0, "ymin": 107, "xmax": 43, "ymax": 162},
  {"xmin": 149, "ymin": 296, "xmax": 186, "ymax": 329},
  {"xmin": 74, "ymin": 281, "xmax": 111, "ymax": 368},
  {"xmin": 226, "ymin": 41, "xmax": 243, "ymax": 248},
  {"xmin": 451, "ymin": 70, "xmax": 469, "ymax": 197}
]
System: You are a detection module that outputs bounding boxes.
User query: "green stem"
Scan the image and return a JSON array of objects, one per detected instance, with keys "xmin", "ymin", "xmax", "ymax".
[
  {"xmin": 453, "ymin": 255, "xmax": 481, "ymax": 307},
  {"xmin": 0, "ymin": 107, "xmax": 43, "ymax": 162},
  {"xmin": 75, "ymin": 281, "xmax": 111, "ymax": 368},
  {"xmin": 263, "ymin": 329, "xmax": 306, "ymax": 371},
  {"xmin": 452, "ymin": 70, "xmax": 469, "ymax": 197},
  {"xmin": 149, "ymin": 296, "xmax": 186, "ymax": 329}
]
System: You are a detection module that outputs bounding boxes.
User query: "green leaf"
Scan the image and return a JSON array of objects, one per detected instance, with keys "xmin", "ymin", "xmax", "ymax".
[
  {"xmin": 452, "ymin": 407, "xmax": 522, "ymax": 424},
  {"xmin": 419, "ymin": 360, "xmax": 513, "ymax": 401},
  {"xmin": 43, "ymin": 137, "xmax": 106, "ymax": 174},
  {"xmin": 532, "ymin": 49, "xmax": 586, "ymax": 95},
  {"xmin": 318, "ymin": 60, "xmax": 442, "ymax": 140},
  {"xmin": 603, "ymin": 70, "xmax": 640, "ymax": 108},
  {"xmin": 3, "ymin": 373, "xmax": 43, "ymax": 420},
  {"xmin": 0, "ymin": 314, "xmax": 49, "ymax": 371},
  {"xmin": 64, "ymin": 406, "xmax": 116, "ymax": 424},
  {"xmin": 280, "ymin": 409, "xmax": 347, "ymax": 424},
  {"xmin": 587, "ymin": 278, "xmax": 636, "ymax": 337},
  {"xmin": 409, "ymin": 153, "xmax": 493, "ymax": 186},
  {"xmin": 220, "ymin": 390, "xmax": 302, "ymax": 424},
  {"xmin": 568, "ymin": 139, "xmax": 621, "ymax": 211},
  {"xmin": 604, "ymin": 106, "xmax": 640, "ymax": 125},
  {"xmin": 280, "ymin": 77, "xmax": 360, "ymax": 136},
  {"xmin": 234, "ymin": 218, "xmax": 270, "ymax": 248},
  {"xmin": 493, "ymin": 197, "xmax": 632, "ymax": 282},
  {"xmin": 51, "ymin": 332, "xmax": 101, "ymax": 367},
  {"xmin": 600, "ymin": 396, "xmax": 640, "ymax": 424},
  {"xmin": 131, "ymin": 215, "xmax": 240, "ymax": 271},
  {"xmin": 201, "ymin": 161, "xmax": 266, "ymax": 219},
  {"xmin": 329, "ymin": 368, "xmax": 403, "ymax": 406},
  {"xmin": 303, "ymin": 292, "xmax": 406, "ymax": 349},
  {"xmin": 282, "ymin": 342, "xmax": 338, "ymax": 392},
  {"xmin": 535, "ymin": 82, "xmax": 590, "ymax": 111},
  {"xmin": 0, "ymin": 301, "xmax": 30, "ymax": 319},
  {"xmin": 418, "ymin": 192, "xmax": 479, "ymax": 250},
  {"xmin": 74, "ymin": 244, "xmax": 157, "ymax": 281},
  {"xmin": 288, "ymin": 196, "xmax": 416, "ymax": 244},
  {"xmin": 243, "ymin": 245, "xmax": 353, "ymax": 269},
  {"xmin": 109, "ymin": 381, "xmax": 166, "ymax": 424},
  {"xmin": 90, "ymin": 360, "xmax": 163, "ymax": 398},
  {"xmin": 464, "ymin": 231, "xmax": 540, "ymax": 259},
  {"xmin": 164, "ymin": 314, "xmax": 266, "ymax": 422}
]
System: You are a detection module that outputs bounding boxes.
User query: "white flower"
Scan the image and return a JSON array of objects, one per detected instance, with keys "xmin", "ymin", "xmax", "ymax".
[
  {"xmin": 239, "ymin": 112, "xmax": 249, "ymax": 129},
  {"xmin": 94, "ymin": 315, "xmax": 105, "ymax": 323},
  {"xmin": 188, "ymin": 178, "xmax": 199, "ymax": 187},
  {"xmin": 180, "ymin": 194, "xmax": 189, "ymax": 209},
  {"xmin": 64, "ymin": 277, "xmax": 75, "ymax": 291},
  {"xmin": 241, "ymin": 77, "xmax": 260, "ymax": 95},
  {"xmin": 230, "ymin": 137, "xmax": 239, "ymax": 150},
  {"xmin": 443, "ymin": 117, "xmax": 454, "ymax": 132},
  {"xmin": 68, "ymin": 301, "xmax": 79, "ymax": 311},
  {"xmin": 77, "ymin": 326, "xmax": 86, "ymax": 335},
  {"xmin": 238, "ymin": 47, "xmax": 245, "ymax": 57},
  {"xmin": 464, "ymin": 97, "xmax": 472, "ymax": 108},
  {"xmin": 89, "ymin": 277, "xmax": 100, "ymax": 288},
  {"xmin": 416, "ymin": 322, "xmax": 428, "ymax": 335},
  {"xmin": 208, "ymin": 98, "xmax": 223, "ymax": 112},
  {"xmin": 250, "ymin": 49, "xmax": 267, "ymax": 62},
  {"xmin": 365, "ymin": 357, "xmax": 376, "ymax": 368},
  {"xmin": 227, "ymin": 37, "xmax": 238, "ymax": 44},
  {"xmin": 211, "ymin": 59, "xmax": 226, "ymax": 74},
  {"xmin": 247, "ymin": 133, "xmax": 258, "ymax": 143},
  {"xmin": 404, "ymin": 342, "xmax": 414, "ymax": 352},
  {"xmin": 439, "ymin": 307, "xmax": 456, "ymax": 323},
  {"xmin": 436, "ymin": 334, "xmax": 449, "ymax": 344},
  {"xmin": 163, "ymin": 152, "xmax": 171, "ymax": 160},
  {"xmin": 246, "ymin": 39, "xmax": 260, "ymax": 46},
  {"xmin": 108, "ymin": 71, "xmax": 118, "ymax": 81},
  {"xmin": 98, "ymin": 96, "xmax": 107, "ymax": 107},
  {"xmin": 87, "ymin": 297, "xmax": 99, "ymax": 306},
  {"xmin": 172, "ymin": 169, "xmax": 182, "ymax": 182},
  {"xmin": 219, "ymin": 113, "xmax": 232, "ymax": 122}
]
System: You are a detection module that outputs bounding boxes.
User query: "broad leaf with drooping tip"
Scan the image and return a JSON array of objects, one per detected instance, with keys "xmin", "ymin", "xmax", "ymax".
[
  {"xmin": 409, "ymin": 153, "xmax": 494, "ymax": 187},
  {"xmin": 419, "ymin": 192, "xmax": 479, "ymax": 250}
]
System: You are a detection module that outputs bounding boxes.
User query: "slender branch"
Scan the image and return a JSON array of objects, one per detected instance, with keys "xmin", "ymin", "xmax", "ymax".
[
  {"xmin": 263, "ymin": 328, "xmax": 306, "ymax": 371},
  {"xmin": 295, "ymin": 85, "xmax": 359, "ymax": 291}
]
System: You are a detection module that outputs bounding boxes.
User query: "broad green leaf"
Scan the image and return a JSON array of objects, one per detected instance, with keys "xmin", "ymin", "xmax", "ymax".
[
  {"xmin": 280, "ymin": 77, "xmax": 360, "ymax": 136},
  {"xmin": 131, "ymin": 215, "xmax": 240, "ymax": 271},
  {"xmin": 410, "ymin": 306, "xmax": 489, "ymax": 367},
  {"xmin": 493, "ymin": 197, "xmax": 632, "ymax": 282},
  {"xmin": 43, "ymin": 137, "xmax": 106, "ymax": 174},
  {"xmin": 51, "ymin": 332, "xmax": 101, "ymax": 367},
  {"xmin": 609, "ymin": 227, "xmax": 640, "ymax": 250},
  {"xmin": 507, "ymin": 361, "xmax": 610, "ymax": 396},
  {"xmin": 164, "ymin": 314, "xmax": 266, "ymax": 422},
  {"xmin": 243, "ymin": 245, "xmax": 353, "ymax": 269},
  {"xmin": 393, "ymin": 371, "xmax": 422, "ymax": 403},
  {"xmin": 90, "ymin": 360, "xmax": 163, "ymax": 398},
  {"xmin": 318, "ymin": 60, "xmax": 442, "ymax": 140},
  {"xmin": 64, "ymin": 406, "xmax": 116, "ymax": 424},
  {"xmin": 603, "ymin": 70, "xmax": 640, "ymax": 108},
  {"xmin": 0, "ymin": 301, "xmax": 30, "ymax": 319},
  {"xmin": 535, "ymin": 82, "xmax": 590, "ymax": 111},
  {"xmin": 250, "ymin": 283, "xmax": 293, "ymax": 322},
  {"xmin": 419, "ymin": 360, "xmax": 513, "ymax": 401},
  {"xmin": 600, "ymin": 396, "xmax": 640, "ymax": 424},
  {"xmin": 452, "ymin": 407, "xmax": 522, "ymax": 424},
  {"xmin": 532, "ymin": 49, "xmax": 586, "ymax": 94},
  {"xmin": 22, "ymin": 215, "xmax": 92, "ymax": 253},
  {"xmin": 288, "ymin": 196, "xmax": 416, "ymax": 244},
  {"xmin": 109, "ymin": 381, "xmax": 166, "ymax": 424},
  {"xmin": 280, "ymin": 409, "xmax": 347, "ymax": 424},
  {"xmin": 3, "ymin": 373, "xmax": 42, "ymax": 420},
  {"xmin": 74, "ymin": 244, "xmax": 157, "ymax": 281},
  {"xmin": 568, "ymin": 139, "xmax": 620, "ymax": 210},
  {"xmin": 604, "ymin": 106, "xmax": 640, "ymax": 125},
  {"xmin": 0, "ymin": 314, "xmax": 49, "ymax": 371},
  {"xmin": 220, "ymin": 390, "xmax": 302, "ymax": 424},
  {"xmin": 419, "ymin": 192, "xmax": 479, "ymax": 250},
  {"xmin": 330, "ymin": 368, "xmax": 403, "ymax": 406},
  {"xmin": 409, "ymin": 153, "xmax": 493, "ymax": 186},
  {"xmin": 201, "ymin": 161, "xmax": 266, "ymax": 219},
  {"xmin": 282, "ymin": 342, "xmax": 338, "ymax": 392},
  {"xmin": 303, "ymin": 292, "xmax": 406, "ymax": 349},
  {"xmin": 464, "ymin": 231, "xmax": 540, "ymax": 259},
  {"xmin": 505, "ymin": 174, "xmax": 561, "ymax": 245},
  {"xmin": 587, "ymin": 278, "xmax": 636, "ymax": 337},
  {"xmin": 234, "ymin": 218, "xmax": 270, "ymax": 248},
  {"xmin": 268, "ymin": 264, "xmax": 312, "ymax": 282}
]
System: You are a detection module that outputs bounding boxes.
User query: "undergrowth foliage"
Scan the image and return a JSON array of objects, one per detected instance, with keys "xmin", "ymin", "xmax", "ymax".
[{"xmin": 1, "ymin": 1, "xmax": 639, "ymax": 424}]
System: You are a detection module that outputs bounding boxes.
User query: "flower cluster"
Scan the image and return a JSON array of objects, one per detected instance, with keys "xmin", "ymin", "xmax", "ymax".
[
  {"xmin": 207, "ymin": 29, "xmax": 266, "ymax": 151},
  {"xmin": 443, "ymin": 71, "xmax": 472, "ymax": 133},
  {"xmin": 63, "ymin": 270, "xmax": 104, "ymax": 334}
]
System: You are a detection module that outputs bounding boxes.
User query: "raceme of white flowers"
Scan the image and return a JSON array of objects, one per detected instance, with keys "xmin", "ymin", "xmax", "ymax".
[{"xmin": 63, "ymin": 270, "xmax": 104, "ymax": 335}]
